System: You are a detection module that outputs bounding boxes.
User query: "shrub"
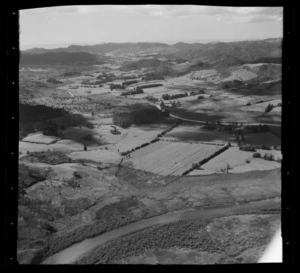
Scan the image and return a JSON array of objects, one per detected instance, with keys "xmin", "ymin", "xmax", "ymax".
[
  {"xmin": 73, "ymin": 171, "xmax": 82, "ymax": 179},
  {"xmin": 253, "ymin": 152, "xmax": 261, "ymax": 158},
  {"xmin": 203, "ymin": 121, "xmax": 217, "ymax": 131},
  {"xmin": 265, "ymin": 104, "xmax": 274, "ymax": 113},
  {"xmin": 263, "ymin": 153, "xmax": 275, "ymax": 161},
  {"xmin": 67, "ymin": 179, "xmax": 81, "ymax": 188},
  {"xmin": 192, "ymin": 163, "xmax": 200, "ymax": 169},
  {"xmin": 145, "ymin": 96, "xmax": 159, "ymax": 103},
  {"xmin": 261, "ymin": 144, "xmax": 271, "ymax": 150},
  {"xmin": 110, "ymin": 128, "xmax": 121, "ymax": 135},
  {"xmin": 239, "ymin": 144, "xmax": 256, "ymax": 152}
]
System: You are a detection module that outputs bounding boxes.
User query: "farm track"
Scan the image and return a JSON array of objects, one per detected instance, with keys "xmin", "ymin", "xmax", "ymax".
[{"xmin": 148, "ymin": 102, "xmax": 280, "ymax": 127}]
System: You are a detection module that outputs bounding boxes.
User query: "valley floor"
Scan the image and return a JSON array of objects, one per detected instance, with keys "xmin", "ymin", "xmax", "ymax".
[{"xmin": 18, "ymin": 61, "xmax": 282, "ymax": 264}]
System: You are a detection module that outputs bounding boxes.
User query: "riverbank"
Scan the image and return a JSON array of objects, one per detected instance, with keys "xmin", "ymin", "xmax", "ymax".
[{"xmin": 43, "ymin": 197, "xmax": 280, "ymax": 264}]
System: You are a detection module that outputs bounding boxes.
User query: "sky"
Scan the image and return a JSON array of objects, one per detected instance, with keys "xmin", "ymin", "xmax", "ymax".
[{"xmin": 20, "ymin": 5, "xmax": 283, "ymax": 50}]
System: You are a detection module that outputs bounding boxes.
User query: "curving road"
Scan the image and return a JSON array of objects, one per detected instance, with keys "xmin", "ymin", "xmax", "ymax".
[
  {"xmin": 149, "ymin": 102, "xmax": 281, "ymax": 127},
  {"xmin": 42, "ymin": 197, "xmax": 280, "ymax": 265},
  {"xmin": 169, "ymin": 112, "xmax": 281, "ymax": 127}
]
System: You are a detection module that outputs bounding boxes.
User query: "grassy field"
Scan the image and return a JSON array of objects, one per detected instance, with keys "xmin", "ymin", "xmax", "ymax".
[
  {"xmin": 127, "ymin": 141, "xmax": 226, "ymax": 176},
  {"xmin": 188, "ymin": 147, "xmax": 281, "ymax": 175}
]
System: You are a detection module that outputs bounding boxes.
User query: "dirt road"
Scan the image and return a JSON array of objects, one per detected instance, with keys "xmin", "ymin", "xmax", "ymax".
[{"xmin": 169, "ymin": 113, "xmax": 281, "ymax": 127}]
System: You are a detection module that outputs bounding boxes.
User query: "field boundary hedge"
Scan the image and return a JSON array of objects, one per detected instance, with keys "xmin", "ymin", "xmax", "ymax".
[
  {"xmin": 182, "ymin": 143, "xmax": 230, "ymax": 176},
  {"xmin": 120, "ymin": 119, "xmax": 182, "ymax": 156}
]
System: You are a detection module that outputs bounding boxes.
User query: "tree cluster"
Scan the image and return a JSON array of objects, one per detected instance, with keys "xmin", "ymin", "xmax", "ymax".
[
  {"xmin": 239, "ymin": 144, "xmax": 256, "ymax": 152},
  {"xmin": 110, "ymin": 84, "xmax": 125, "ymax": 91},
  {"xmin": 162, "ymin": 93, "xmax": 188, "ymax": 100},
  {"xmin": 19, "ymin": 103, "xmax": 68, "ymax": 124},
  {"xmin": 121, "ymin": 80, "xmax": 139, "ymax": 87},
  {"xmin": 120, "ymin": 89, "xmax": 144, "ymax": 96},
  {"xmin": 112, "ymin": 107, "xmax": 163, "ymax": 128},
  {"xmin": 137, "ymin": 83, "xmax": 163, "ymax": 89},
  {"xmin": 145, "ymin": 96, "xmax": 159, "ymax": 103},
  {"xmin": 265, "ymin": 104, "xmax": 275, "ymax": 113}
]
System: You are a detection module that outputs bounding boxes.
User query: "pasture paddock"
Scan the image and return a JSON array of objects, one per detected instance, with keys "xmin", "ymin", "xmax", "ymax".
[{"xmin": 127, "ymin": 141, "xmax": 226, "ymax": 176}]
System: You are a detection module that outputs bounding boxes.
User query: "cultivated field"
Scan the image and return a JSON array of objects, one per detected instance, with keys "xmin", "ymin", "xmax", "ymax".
[
  {"xmin": 127, "ymin": 140, "xmax": 226, "ymax": 176},
  {"xmin": 188, "ymin": 147, "xmax": 281, "ymax": 175}
]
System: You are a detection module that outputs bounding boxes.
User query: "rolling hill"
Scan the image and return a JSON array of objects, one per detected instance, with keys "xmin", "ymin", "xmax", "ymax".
[
  {"xmin": 220, "ymin": 63, "xmax": 282, "ymax": 83},
  {"xmin": 21, "ymin": 38, "xmax": 281, "ymax": 68},
  {"xmin": 20, "ymin": 51, "xmax": 102, "ymax": 65},
  {"xmin": 169, "ymin": 39, "xmax": 282, "ymax": 66}
]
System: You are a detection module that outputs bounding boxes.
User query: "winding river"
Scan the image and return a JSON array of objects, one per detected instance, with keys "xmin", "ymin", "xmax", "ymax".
[{"xmin": 43, "ymin": 197, "xmax": 280, "ymax": 264}]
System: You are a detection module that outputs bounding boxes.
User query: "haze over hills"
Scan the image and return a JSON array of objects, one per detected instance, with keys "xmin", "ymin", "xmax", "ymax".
[{"xmin": 21, "ymin": 38, "xmax": 282, "ymax": 67}]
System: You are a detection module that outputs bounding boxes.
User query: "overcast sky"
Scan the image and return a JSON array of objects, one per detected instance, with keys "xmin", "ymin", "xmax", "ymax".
[{"xmin": 20, "ymin": 5, "xmax": 283, "ymax": 49}]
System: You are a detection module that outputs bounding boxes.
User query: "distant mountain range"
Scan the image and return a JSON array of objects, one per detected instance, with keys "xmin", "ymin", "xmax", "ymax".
[{"xmin": 20, "ymin": 38, "xmax": 282, "ymax": 67}]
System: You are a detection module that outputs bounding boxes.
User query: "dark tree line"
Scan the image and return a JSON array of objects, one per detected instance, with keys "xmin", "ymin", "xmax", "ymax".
[
  {"xmin": 162, "ymin": 93, "xmax": 188, "ymax": 100},
  {"xmin": 120, "ymin": 89, "xmax": 144, "ymax": 96},
  {"xmin": 137, "ymin": 83, "xmax": 163, "ymax": 89},
  {"xmin": 19, "ymin": 103, "xmax": 68, "ymax": 124}
]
